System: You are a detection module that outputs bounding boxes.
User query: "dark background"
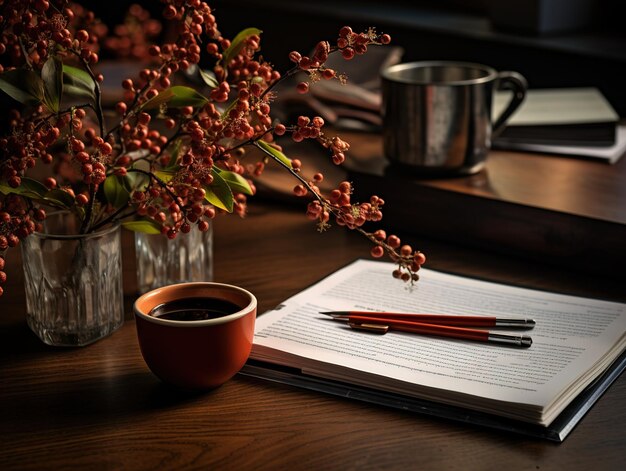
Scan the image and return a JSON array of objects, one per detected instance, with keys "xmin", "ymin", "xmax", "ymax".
[
  {"xmin": 205, "ymin": 0, "xmax": 626, "ymax": 116},
  {"xmin": 5, "ymin": 0, "xmax": 626, "ymax": 116}
]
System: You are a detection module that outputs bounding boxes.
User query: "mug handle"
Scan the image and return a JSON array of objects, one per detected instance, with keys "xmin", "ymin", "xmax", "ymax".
[{"xmin": 492, "ymin": 71, "xmax": 528, "ymax": 137}]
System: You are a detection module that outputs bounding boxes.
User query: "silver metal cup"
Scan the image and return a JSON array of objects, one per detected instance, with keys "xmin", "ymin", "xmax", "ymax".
[{"xmin": 381, "ymin": 61, "xmax": 527, "ymax": 175}]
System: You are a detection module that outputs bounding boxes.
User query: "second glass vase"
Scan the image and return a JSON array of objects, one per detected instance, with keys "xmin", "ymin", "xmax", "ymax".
[{"xmin": 135, "ymin": 227, "xmax": 213, "ymax": 294}]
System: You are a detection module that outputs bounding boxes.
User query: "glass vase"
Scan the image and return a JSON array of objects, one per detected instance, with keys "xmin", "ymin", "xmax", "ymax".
[
  {"xmin": 135, "ymin": 227, "xmax": 213, "ymax": 294},
  {"xmin": 21, "ymin": 212, "xmax": 124, "ymax": 347}
]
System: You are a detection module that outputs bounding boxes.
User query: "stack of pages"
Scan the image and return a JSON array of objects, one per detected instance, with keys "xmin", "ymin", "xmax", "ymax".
[{"xmin": 246, "ymin": 260, "xmax": 626, "ymax": 441}]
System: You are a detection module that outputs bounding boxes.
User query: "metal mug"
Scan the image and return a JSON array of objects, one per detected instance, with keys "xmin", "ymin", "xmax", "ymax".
[{"xmin": 381, "ymin": 61, "xmax": 527, "ymax": 175}]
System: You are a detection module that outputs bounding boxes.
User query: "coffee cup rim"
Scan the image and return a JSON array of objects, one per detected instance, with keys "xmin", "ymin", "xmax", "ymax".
[
  {"xmin": 381, "ymin": 60, "xmax": 497, "ymax": 85},
  {"xmin": 134, "ymin": 282, "xmax": 257, "ymax": 327}
]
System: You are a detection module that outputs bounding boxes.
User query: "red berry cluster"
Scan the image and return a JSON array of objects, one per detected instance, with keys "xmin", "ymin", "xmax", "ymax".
[
  {"xmin": 273, "ymin": 116, "xmax": 348, "ymax": 165},
  {"xmin": 0, "ymin": 254, "xmax": 5, "ymax": 296},
  {"xmin": 72, "ymin": 126, "xmax": 110, "ymax": 187},
  {"xmin": 1, "ymin": 111, "xmax": 50, "ymax": 189},
  {"xmin": 0, "ymin": 194, "xmax": 44, "ymax": 257},
  {"xmin": 295, "ymin": 178, "xmax": 425, "ymax": 281},
  {"xmin": 132, "ymin": 180, "xmax": 216, "ymax": 240},
  {"xmin": 0, "ymin": 0, "xmax": 107, "ymax": 71},
  {"xmin": 0, "ymin": 1, "xmax": 425, "ymax": 298},
  {"xmin": 328, "ymin": 181, "xmax": 382, "ymax": 227},
  {"xmin": 288, "ymin": 25, "xmax": 391, "ymax": 94},
  {"xmin": 159, "ymin": 0, "xmax": 219, "ymax": 69},
  {"xmin": 220, "ymin": 34, "xmax": 280, "ymax": 86},
  {"xmin": 337, "ymin": 26, "xmax": 391, "ymax": 60},
  {"xmin": 371, "ymin": 229, "xmax": 426, "ymax": 282}
]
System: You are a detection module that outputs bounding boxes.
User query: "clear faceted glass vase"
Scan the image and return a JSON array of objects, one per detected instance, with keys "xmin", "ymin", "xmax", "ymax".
[
  {"xmin": 135, "ymin": 226, "xmax": 213, "ymax": 294},
  {"xmin": 21, "ymin": 212, "xmax": 124, "ymax": 347}
]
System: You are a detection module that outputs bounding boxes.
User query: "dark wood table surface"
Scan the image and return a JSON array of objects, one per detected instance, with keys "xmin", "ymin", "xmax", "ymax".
[{"xmin": 2, "ymin": 137, "xmax": 626, "ymax": 469}]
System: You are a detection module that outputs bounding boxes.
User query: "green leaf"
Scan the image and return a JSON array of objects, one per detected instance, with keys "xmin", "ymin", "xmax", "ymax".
[
  {"xmin": 142, "ymin": 86, "xmax": 208, "ymax": 110},
  {"xmin": 141, "ymin": 88, "xmax": 174, "ymax": 110},
  {"xmin": 0, "ymin": 69, "xmax": 44, "ymax": 105},
  {"xmin": 0, "ymin": 182, "xmax": 16, "ymax": 196},
  {"xmin": 164, "ymin": 140, "xmax": 183, "ymax": 170},
  {"xmin": 63, "ymin": 83, "xmax": 95, "ymax": 101},
  {"xmin": 154, "ymin": 170, "xmax": 175, "ymax": 184},
  {"xmin": 42, "ymin": 56, "xmax": 63, "ymax": 112},
  {"xmin": 43, "ymin": 189, "xmax": 75, "ymax": 209},
  {"xmin": 131, "ymin": 158, "xmax": 151, "ymax": 172},
  {"xmin": 256, "ymin": 140, "xmax": 293, "ymax": 169},
  {"xmin": 122, "ymin": 219, "xmax": 162, "ymax": 234},
  {"xmin": 21, "ymin": 178, "xmax": 48, "ymax": 196},
  {"xmin": 0, "ymin": 179, "xmax": 76, "ymax": 209},
  {"xmin": 199, "ymin": 69, "xmax": 219, "ymax": 89},
  {"xmin": 62, "ymin": 64, "xmax": 93, "ymax": 89},
  {"xmin": 204, "ymin": 169, "xmax": 234, "ymax": 212},
  {"xmin": 220, "ymin": 27, "xmax": 262, "ymax": 68},
  {"xmin": 103, "ymin": 175, "xmax": 130, "ymax": 208},
  {"xmin": 168, "ymin": 86, "xmax": 209, "ymax": 107},
  {"xmin": 215, "ymin": 168, "xmax": 253, "ymax": 195},
  {"xmin": 0, "ymin": 177, "xmax": 48, "ymax": 199},
  {"xmin": 62, "ymin": 64, "xmax": 94, "ymax": 101}
]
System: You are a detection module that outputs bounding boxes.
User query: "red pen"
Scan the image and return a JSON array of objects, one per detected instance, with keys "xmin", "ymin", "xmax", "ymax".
[
  {"xmin": 322, "ymin": 312, "xmax": 534, "ymax": 347},
  {"xmin": 321, "ymin": 311, "xmax": 535, "ymax": 328}
]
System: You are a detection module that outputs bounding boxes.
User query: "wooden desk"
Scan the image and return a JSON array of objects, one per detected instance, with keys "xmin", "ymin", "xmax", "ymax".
[
  {"xmin": 261, "ymin": 129, "xmax": 626, "ymax": 278},
  {"xmin": 345, "ymin": 132, "xmax": 626, "ymax": 279},
  {"xmin": 1, "ymin": 201, "xmax": 625, "ymax": 470}
]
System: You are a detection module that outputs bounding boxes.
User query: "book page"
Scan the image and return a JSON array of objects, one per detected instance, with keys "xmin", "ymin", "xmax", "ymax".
[{"xmin": 252, "ymin": 260, "xmax": 626, "ymax": 424}]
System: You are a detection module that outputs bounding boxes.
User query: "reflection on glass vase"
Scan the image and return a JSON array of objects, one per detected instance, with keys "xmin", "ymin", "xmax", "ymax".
[
  {"xmin": 135, "ymin": 226, "xmax": 213, "ymax": 294},
  {"xmin": 21, "ymin": 212, "xmax": 124, "ymax": 347}
]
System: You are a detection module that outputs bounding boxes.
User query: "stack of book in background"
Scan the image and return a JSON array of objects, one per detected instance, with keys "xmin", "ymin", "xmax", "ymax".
[{"xmin": 492, "ymin": 87, "xmax": 624, "ymax": 164}]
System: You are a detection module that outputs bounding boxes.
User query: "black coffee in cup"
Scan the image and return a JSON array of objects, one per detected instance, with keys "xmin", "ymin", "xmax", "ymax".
[{"xmin": 149, "ymin": 297, "xmax": 241, "ymax": 321}]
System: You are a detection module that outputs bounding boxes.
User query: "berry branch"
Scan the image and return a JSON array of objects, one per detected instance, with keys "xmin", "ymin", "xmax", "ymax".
[{"xmin": 0, "ymin": 0, "xmax": 424, "ymax": 298}]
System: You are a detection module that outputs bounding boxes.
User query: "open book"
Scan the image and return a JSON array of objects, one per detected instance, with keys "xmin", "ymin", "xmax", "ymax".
[{"xmin": 246, "ymin": 260, "xmax": 626, "ymax": 440}]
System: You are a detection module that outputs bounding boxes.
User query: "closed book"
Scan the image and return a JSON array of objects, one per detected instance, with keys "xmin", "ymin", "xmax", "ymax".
[{"xmin": 494, "ymin": 88, "xmax": 619, "ymax": 146}]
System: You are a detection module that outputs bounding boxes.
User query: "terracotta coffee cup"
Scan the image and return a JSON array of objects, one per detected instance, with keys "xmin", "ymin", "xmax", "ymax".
[{"xmin": 134, "ymin": 282, "xmax": 257, "ymax": 389}]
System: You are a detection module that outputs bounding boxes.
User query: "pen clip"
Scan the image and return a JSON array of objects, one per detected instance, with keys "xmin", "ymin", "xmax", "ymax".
[{"xmin": 349, "ymin": 322, "xmax": 389, "ymax": 334}]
